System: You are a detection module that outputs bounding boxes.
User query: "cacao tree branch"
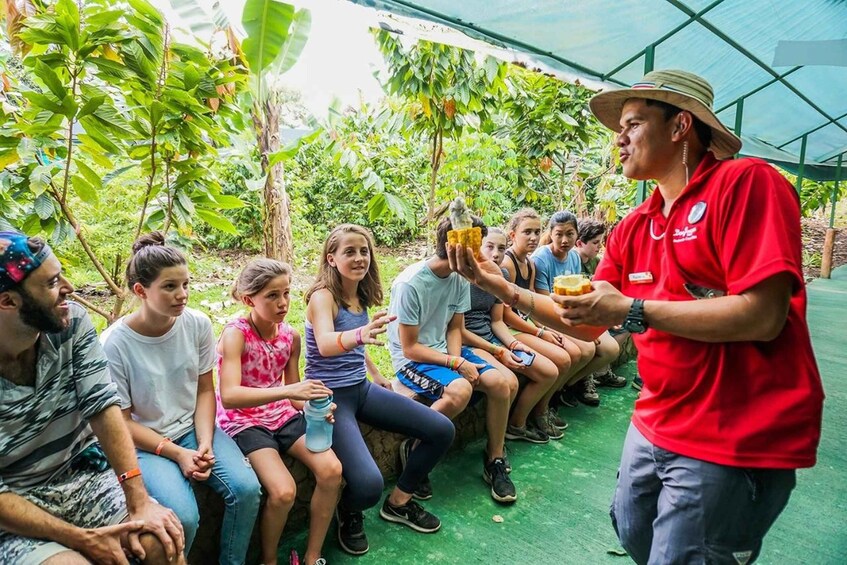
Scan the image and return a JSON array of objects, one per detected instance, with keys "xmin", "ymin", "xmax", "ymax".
[
  {"xmin": 70, "ymin": 292, "xmax": 112, "ymax": 322},
  {"xmin": 135, "ymin": 23, "xmax": 170, "ymax": 240},
  {"xmin": 60, "ymin": 68, "xmax": 77, "ymax": 203},
  {"xmin": 48, "ymin": 183, "xmax": 123, "ymax": 297},
  {"xmin": 163, "ymin": 157, "xmax": 173, "ymax": 234}
]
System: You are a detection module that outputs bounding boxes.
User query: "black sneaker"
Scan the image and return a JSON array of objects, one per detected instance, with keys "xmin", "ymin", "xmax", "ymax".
[
  {"xmin": 594, "ymin": 369, "xmax": 627, "ymax": 388},
  {"xmin": 556, "ymin": 388, "xmax": 579, "ymax": 408},
  {"xmin": 379, "ymin": 496, "xmax": 441, "ymax": 533},
  {"xmin": 335, "ymin": 507, "xmax": 368, "ymax": 555},
  {"xmin": 483, "ymin": 457, "xmax": 517, "ymax": 503},
  {"xmin": 631, "ymin": 375, "xmax": 643, "ymax": 391},
  {"xmin": 400, "ymin": 438, "xmax": 433, "ymax": 500},
  {"xmin": 576, "ymin": 376, "xmax": 600, "ymax": 407},
  {"xmin": 413, "ymin": 475, "xmax": 433, "ymax": 500},
  {"xmin": 482, "ymin": 446, "xmax": 512, "ymax": 474}
]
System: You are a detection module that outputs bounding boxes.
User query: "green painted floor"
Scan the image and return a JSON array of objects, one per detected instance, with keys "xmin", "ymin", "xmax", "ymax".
[{"xmin": 281, "ymin": 267, "xmax": 847, "ymax": 564}]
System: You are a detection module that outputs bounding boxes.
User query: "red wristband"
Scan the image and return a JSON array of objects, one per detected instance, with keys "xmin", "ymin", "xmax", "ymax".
[
  {"xmin": 155, "ymin": 437, "xmax": 171, "ymax": 456},
  {"xmin": 117, "ymin": 467, "xmax": 142, "ymax": 484}
]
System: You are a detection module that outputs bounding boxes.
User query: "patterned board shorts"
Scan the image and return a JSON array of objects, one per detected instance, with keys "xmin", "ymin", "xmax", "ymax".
[{"xmin": 0, "ymin": 466, "xmax": 128, "ymax": 564}]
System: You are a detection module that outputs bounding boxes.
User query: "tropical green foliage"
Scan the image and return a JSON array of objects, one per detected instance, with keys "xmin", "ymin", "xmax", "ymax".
[
  {"xmin": 291, "ymin": 100, "xmax": 427, "ymax": 246},
  {"xmin": 0, "ymin": 0, "xmax": 246, "ymax": 319},
  {"xmin": 373, "ymin": 29, "xmax": 509, "ymax": 235}
]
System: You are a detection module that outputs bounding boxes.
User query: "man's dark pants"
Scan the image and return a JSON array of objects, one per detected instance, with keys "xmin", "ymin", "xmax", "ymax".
[{"xmin": 611, "ymin": 423, "xmax": 796, "ymax": 564}]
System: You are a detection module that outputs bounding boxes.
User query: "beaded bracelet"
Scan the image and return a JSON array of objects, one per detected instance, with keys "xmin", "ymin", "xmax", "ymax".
[
  {"xmin": 155, "ymin": 437, "xmax": 171, "ymax": 456},
  {"xmin": 337, "ymin": 331, "xmax": 352, "ymax": 352},
  {"xmin": 536, "ymin": 326, "xmax": 545, "ymax": 338},
  {"xmin": 117, "ymin": 468, "xmax": 142, "ymax": 484}
]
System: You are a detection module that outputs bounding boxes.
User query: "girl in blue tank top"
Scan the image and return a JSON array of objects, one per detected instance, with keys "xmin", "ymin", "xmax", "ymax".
[{"xmin": 304, "ymin": 225, "xmax": 455, "ymax": 556}]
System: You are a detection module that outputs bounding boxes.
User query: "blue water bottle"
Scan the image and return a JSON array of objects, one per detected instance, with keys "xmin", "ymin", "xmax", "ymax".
[{"xmin": 304, "ymin": 396, "xmax": 333, "ymax": 452}]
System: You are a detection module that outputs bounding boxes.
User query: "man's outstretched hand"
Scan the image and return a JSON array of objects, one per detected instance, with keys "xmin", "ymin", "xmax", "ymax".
[{"xmin": 446, "ymin": 243, "xmax": 504, "ymax": 294}]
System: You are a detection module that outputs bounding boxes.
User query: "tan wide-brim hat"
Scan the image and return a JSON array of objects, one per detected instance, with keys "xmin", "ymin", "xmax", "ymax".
[{"xmin": 589, "ymin": 69, "xmax": 742, "ymax": 160}]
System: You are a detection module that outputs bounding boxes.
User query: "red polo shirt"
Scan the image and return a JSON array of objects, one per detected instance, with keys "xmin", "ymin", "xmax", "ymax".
[{"xmin": 596, "ymin": 153, "xmax": 824, "ymax": 469}]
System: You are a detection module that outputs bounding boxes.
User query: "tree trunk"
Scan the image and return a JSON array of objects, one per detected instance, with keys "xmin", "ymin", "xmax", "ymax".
[
  {"xmin": 424, "ymin": 128, "xmax": 443, "ymax": 254},
  {"xmin": 256, "ymin": 94, "xmax": 293, "ymax": 263}
]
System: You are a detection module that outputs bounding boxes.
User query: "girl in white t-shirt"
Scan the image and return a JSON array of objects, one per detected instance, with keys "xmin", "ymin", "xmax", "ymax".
[{"xmin": 101, "ymin": 232, "xmax": 261, "ymax": 565}]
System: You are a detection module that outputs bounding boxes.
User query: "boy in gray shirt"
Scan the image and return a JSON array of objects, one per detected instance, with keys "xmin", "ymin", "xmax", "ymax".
[{"xmin": 387, "ymin": 217, "xmax": 518, "ymax": 504}]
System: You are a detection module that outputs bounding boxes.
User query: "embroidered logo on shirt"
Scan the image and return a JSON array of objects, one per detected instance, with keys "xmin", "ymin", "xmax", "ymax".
[{"xmin": 672, "ymin": 225, "xmax": 698, "ymax": 243}]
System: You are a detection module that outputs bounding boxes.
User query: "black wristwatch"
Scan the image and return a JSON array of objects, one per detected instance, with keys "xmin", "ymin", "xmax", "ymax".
[{"xmin": 622, "ymin": 298, "xmax": 648, "ymax": 334}]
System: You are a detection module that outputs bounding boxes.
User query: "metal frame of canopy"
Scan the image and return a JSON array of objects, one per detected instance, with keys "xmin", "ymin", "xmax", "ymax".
[{"xmin": 348, "ymin": 0, "xmax": 846, "ymax": 216}]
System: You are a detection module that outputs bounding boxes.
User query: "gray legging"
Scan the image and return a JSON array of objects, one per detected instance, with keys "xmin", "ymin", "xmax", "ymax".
[{"xmin": 330, "ymin": 379, "xmax": 455, "ymax": 512}]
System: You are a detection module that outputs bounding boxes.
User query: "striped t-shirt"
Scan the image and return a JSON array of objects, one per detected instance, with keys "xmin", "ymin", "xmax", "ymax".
[{"xmin": 0, "ymin": 302, "xmax": 120, "ymax": 494}]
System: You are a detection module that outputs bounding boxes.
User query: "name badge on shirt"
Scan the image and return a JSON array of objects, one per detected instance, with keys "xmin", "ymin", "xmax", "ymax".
[{"xmin": 628, "ymin": 272, "xmax": 654, "ymax": 284}]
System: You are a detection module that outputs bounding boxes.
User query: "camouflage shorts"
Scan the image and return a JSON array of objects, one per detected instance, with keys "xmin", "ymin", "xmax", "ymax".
[{"xmin": 0, "ymin": 466, "xmax": 128, "ymax": 564}]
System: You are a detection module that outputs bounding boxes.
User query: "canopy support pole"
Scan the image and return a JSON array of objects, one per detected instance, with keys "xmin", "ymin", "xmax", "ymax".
[
  {"xmin": 822, "ymin": 153, "xmax": 843, "ymax": 279},
  {"xmin": 734, "ymin": 99, "xmax": 743, "ymax": 157},
  {"xmin": 636, "ymin": 46, "xmax": 655, "ymax": 205},
  {"xmin": 795, "ymin": 135, "xmax": 807, "ymax": 193},
  {"xmin": 830, "ymin": 154, "xmax": 843, "ymax": 228}
]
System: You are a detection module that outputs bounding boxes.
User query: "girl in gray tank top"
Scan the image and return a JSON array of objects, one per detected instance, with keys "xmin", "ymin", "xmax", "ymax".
[{"xmin": 304, "ymin": 225, "xmax": 454, "ymax": 555}]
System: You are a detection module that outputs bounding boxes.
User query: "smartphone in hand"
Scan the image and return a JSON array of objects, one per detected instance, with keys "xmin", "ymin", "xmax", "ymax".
[{"xmin": 512, "ymin": 350, "xmax": 536, "ymax": 367}]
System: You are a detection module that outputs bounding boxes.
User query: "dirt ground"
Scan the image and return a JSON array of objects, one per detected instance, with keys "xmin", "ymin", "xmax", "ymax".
[{"xmin": 802, "ymin": 218, "xmax": 846, "ymax": 279}]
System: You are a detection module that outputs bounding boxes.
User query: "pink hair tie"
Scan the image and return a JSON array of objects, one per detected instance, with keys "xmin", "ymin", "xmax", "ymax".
[{"xmin": 355, "ymin": 327, "xmax": 364, "ymax": 346}]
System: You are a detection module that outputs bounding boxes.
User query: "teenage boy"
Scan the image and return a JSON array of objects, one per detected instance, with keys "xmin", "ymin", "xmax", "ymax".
[{"xmin": 387, "ymin": 217, "xmax": 518, "ymax": 506}]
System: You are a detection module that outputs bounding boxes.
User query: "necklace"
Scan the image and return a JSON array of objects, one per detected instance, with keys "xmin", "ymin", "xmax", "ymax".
[
  {"xmin": 649, "ymin": 219, "xmax": 666, "ymax": 241},
  {"xmin": 248, "ymin": 314, "xmax": 275, "ymax": 354}
]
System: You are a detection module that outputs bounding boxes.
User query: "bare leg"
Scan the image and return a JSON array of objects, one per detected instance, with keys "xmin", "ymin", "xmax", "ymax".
[
  {"xmin": 286, "ymin": 438, "xmax": 343, "ymax": 565},
  {"xmin": 248, "ymin": 448, "xmax": 297, "ymax": 565},
  {"xmin": 472, "ymin": 363, "xmax": 517, "ymax": 460},
  {"xmin": 138, "ymin": 533, "xmax": 188, "ymax": 565},
  {"xmin": 507, "ymin": 351, "xmax": 558, "ymax": 426},
  {"xmin": 429, "ymin": 377, "xmax": 473, "ymax": 419},
  {"xmin": 575, "ymin": 332, "xmax": 619, "ymax": 383},
  {"xmin": 514, "ymin": 333, "xmax": 576, "ymax": 411}
]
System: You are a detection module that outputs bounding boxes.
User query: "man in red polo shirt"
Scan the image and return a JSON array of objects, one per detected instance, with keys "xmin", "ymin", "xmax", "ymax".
[
  {"xmin": 446, "ymin": 69, "xmax": 824, "ymax": 565},
  {"xmin": 562, "ymin": 69, "xmax": 824, "ymax": 564}
]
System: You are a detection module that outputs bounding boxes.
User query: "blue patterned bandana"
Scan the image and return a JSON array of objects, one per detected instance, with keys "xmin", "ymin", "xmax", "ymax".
[{"xmin": 0, "ymin": 231, "xmax": 53, "ymax": 292}]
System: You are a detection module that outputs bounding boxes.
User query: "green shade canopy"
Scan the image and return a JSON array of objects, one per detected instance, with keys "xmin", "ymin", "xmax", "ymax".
[{"xmin": 349, "ymin": 0, "xmax": 847, "ymax": 180}]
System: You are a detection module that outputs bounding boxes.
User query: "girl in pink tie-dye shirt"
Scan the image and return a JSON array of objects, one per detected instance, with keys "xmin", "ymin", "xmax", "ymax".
[{"xmin": 216, "ymin": 258, "xmax": 341, "ymax": 565}]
